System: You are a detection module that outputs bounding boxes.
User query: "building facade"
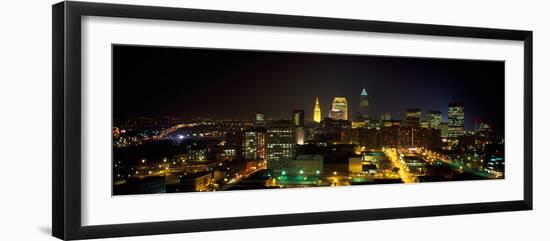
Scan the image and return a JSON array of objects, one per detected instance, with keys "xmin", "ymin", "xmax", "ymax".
[
  {"xmin": 329, "ymin": 109, "xmax": 345, "ymax": 120},
  {"xmin": 254, "ymin": 112, "xmax": 265, "ymax": 127},
  {"xmin": 267, "ymin": 120, "xmax": 296, "ymax": 168},
  {"xmin": 428, "ymin": 110, "xmax": 443, "ymax": 129},
  {"xmin": 359, "ymin": 87, "xmax": 369, "ymax": 119},
  {"xmin": 330, "ymin": 97, "xmax": 348, "ymax": 120},
  {"xmin": 438, "ymin": 122, "xmax": 449, "ymax": 138},
  {"xmin": 448, "ymin": 103, "xmax": 465, "ymax": 137},
  {"xmin": 270, "ymin": 154, "xmax": 323, "ymax": 176},
  {"xmin": 292, "ymin": 109, "xmax": 305, "ymax": 127},
  {"xmin": 244, "ymin": 128, "xmax": 267, "ymax": 161},
  {"xmin": 404, "ymin": 109, "xmax": 422, "ymax": 127},
  {"xmin": 293, "ymin": 109, "xmax": 306, "ymax": 145},
  {"xmin": 313, "ymin": 97, "xmax": 322, "ymax": 123}
]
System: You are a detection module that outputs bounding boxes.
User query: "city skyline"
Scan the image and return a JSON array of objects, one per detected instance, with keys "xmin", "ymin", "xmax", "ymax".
[
  {"xmin": 112, "ymin": 45, "xmax": 505, "ymax": 195},
  {"xmin": 114, "ymin": 89, "xmax": 497, "ymax": 135},
  {"xmin": 113, "ymin": 45, "xmax": 504, "ymax": 134}
]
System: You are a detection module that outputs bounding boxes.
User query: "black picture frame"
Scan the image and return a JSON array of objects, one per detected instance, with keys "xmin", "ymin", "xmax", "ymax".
[{"xmin": 52, "ymin": 1, "xmax": 533, "ymax": 240}]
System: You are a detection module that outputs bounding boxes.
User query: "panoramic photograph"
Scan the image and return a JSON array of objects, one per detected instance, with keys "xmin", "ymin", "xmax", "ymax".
[{"xmin": 112, "ymin": 45, "xmax": 505, "ymax": 195}]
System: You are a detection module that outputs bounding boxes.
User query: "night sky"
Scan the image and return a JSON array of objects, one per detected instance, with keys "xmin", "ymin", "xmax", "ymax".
[{"xmin": 113, "ymin": 45, "xmax": 504, "ymax": 133}]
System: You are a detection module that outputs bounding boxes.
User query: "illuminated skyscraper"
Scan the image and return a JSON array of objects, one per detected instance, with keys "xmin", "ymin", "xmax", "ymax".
[
  {"xmin": 404, "ymin": 109, "xmax": 421, "ymax": 127},
  {"xmin": 448, "ymin": 102, "xmax": 465, "ymax": 137},
  {"xmin": 428, "ymin": 111, "xmax": 443, "ymax": 129},
  {"xmin": 244, "ymin": 129, "xmax": 266, "ymax": 161},
  {"xmin": 292, "ymin": 109, "xmax": 305, "ymax": 127},
  {"xmin": 293, "ymin": 109, "xmax": 305, "ymax": 145},
  {"xmin": 359, "ymin": 87, "xmax": 369, "ymax": 118},
  {"xmin": 330, "ymin": 97, "xmax": 348, "ymax": 120},
  {"xmin": 267, "ymin": 120, "xmax": 295, "ymax": 166},
  {"xmin": 380, "ymin": 113, "xmax": 391, "ymax": 121},
  {"xmin": 254, "ymin": 112, "xmax": 265, "ymax": 127},
  {"xmin": 244, "ymin": 131, "xmax": 257, "ymax": 160},
  {"xmin": 329, "ymin": 109, "xmax": 345, "ymax": 120},
  {"xmin": 313, "ymin": 97, "xmax": 322, "ymax": 123}
]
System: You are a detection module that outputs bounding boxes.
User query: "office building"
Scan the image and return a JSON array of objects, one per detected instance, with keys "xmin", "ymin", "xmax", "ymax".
[
  {"xmin": 448, "ymin": 103, "xmax": 465, "ymax": 137},
  {"xmin": 292, "ymin": 109, "xmax": 305, "ymax": 127},
  {"xmin": 244, "ymin": 128, "xmax": 267, "ymax": 161},
  {"xmin": 293, "ymin": 109, "xmax": 306, "ymax": 145},
  {"xmin": 421, "ymin": 120, "xmax": 430, "ymax": 129},
  {"xmin": 428, "ymin": 111, "xmax": 443, "ymax": 129},
  {"xmin": 267, "ymin": 120, "xmax": 296, "ymax": 166},
  {"xmin": 330, "ymin": 97, "xmax": 348, "ymax": 120},
  {"xmin": 405, "ymin": 109, "xmax": 421, "ymax": 127},
  {"xmin": 270, "ymin": 154, "xmax": 323, "ymax": 176},
  {"xmin": 329, "ymin": 108, "xmax": 345, "ymax": 120},
  {"xmin": 254, "ymin": 112, "xmax": 265, "ymax": 127}
]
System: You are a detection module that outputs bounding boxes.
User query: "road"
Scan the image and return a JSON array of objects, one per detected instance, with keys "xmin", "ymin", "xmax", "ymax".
[
  {"xmin": 424, "ymin": 151, "xmax": 498, "ymax": 179},
  {"xmin": 384, "ymin": 149, "xmax": 416, "ymax": 183}
]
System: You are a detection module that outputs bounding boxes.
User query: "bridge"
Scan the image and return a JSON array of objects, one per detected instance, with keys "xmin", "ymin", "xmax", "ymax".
[{"xmin": 139, "ymin": 123, "xmax": 200, "ymax": 142}]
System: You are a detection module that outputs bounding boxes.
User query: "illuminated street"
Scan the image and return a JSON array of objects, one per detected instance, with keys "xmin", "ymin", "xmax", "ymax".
[
  {"xmin": 111, "ymin": 45, "xmax": 504, "ymax": 195},
  {"xmin": 385, "ymin": 149, "xmax": 416, "ymax": 183}
]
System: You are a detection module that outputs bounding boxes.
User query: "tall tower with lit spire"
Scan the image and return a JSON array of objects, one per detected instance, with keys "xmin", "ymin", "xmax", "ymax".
[
  {"xmin": 359, "ymin": 87, "xmax": 369, "ymax": 118},
  {"xmin": 313, "ymin": 97, "xmax": 321, "ymax": 123}
]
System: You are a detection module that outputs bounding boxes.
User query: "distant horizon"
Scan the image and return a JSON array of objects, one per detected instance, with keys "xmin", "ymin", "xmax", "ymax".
[
  {"xmin": 113, "ymin": 96, "xmax": 470, "ymax": 123},
  {"xmin": 113, "ymin": 45, "xmax": 504, "ymax": 134}
]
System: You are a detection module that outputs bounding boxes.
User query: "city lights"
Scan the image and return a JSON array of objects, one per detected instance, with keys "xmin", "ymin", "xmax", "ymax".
[{"xmin": 112, "ymin": 45, "xmax": 504, "ymax": 195}]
